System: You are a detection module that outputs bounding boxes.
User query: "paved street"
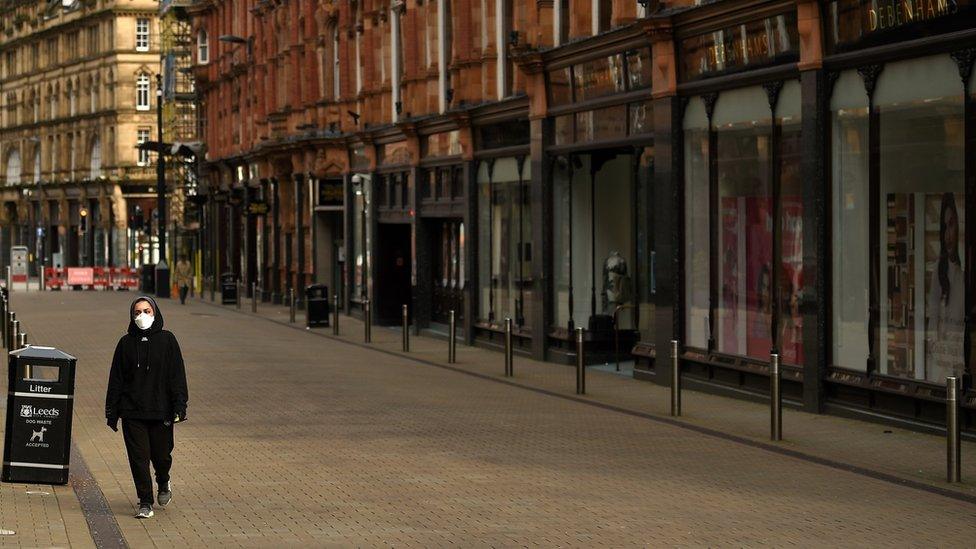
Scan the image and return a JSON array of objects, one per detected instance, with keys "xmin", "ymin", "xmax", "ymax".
[{"xmin": 2, "ymin": 290, "xmax": 976, "ymax": 547}]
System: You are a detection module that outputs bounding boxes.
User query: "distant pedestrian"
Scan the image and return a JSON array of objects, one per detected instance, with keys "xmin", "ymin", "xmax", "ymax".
[
  {"xmin": 105, "ymin": 296, "xmax": 189, "ymax": 519},
  {"xmin": 174, "ymin": 256, "xmax": 193, "ymax": 305}
]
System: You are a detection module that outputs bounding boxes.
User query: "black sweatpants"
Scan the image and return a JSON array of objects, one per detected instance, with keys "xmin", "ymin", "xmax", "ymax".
[{"xmin": 121, "ymin": 419, "xmax": 174, "ymax": 505}]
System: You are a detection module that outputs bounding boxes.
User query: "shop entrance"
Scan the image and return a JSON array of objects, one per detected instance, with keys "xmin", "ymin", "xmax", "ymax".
[
  {"xmin": 375, "ymin": 223, "xmax": 412, "ymax": 324},
  {"xmin": 429, "ymin": 218, "xmax": 464, "ymax": 324}
]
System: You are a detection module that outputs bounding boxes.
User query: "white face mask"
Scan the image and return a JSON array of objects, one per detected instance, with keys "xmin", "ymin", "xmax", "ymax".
[{"xmin": 134, "ymin": 312, "xmax": 154, "ymax": 330}]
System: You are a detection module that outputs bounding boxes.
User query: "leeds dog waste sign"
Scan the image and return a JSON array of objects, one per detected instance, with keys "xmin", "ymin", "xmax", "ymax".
[{"xmin": 2, "ymin": 346, "xmax": 77, "ymax": 485}]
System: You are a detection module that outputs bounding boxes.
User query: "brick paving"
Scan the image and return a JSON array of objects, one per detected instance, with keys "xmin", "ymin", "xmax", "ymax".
[{"xmin": 2, "ymin": 290, "xmax": 975, "ymax": 547}]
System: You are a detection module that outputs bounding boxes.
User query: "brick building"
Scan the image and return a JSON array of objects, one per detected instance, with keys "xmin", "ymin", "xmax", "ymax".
[
  {"xmin": 194, "ymin": 0, "xmax": 976, "ymax": 432},
  {"xmin": 0, "ymin": 0, "xmax": 163, "ymax": 272}
]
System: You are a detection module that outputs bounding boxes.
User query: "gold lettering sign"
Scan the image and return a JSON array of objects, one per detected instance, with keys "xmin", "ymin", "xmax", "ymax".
[
  {"xmin": 680, "ymin": 12, "xmax": 799, "ymax": 82},
  {"xmin": 827, "ymin": 0, "xmax": 970, "ymax": 52}
]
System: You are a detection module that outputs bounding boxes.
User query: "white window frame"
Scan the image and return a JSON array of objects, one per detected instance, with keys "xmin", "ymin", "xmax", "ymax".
[
  {"xmin": 136, "ymin": 18, "xmax": 151, "ymax": 52},
  {"xmin": 197, "ymin": 29, "xmax": 209, "ymax": 64},
  {"xmin": 136, "ymin": 73, "xmax": 150, "ymax": 111},
  {"xmin": 137, "ymin": 128, "xmax": 150, "ymax": 166}
]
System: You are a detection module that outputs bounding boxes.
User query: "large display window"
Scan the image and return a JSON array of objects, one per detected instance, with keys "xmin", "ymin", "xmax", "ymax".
[
  {"xmin": 477, "ymin": 157, "xmax": 533, "ymax": 329},
  {"xmin": 684, "ymin": 98, "xmax": 710, "ymax": 349},
  {"xmin": 830, "ymin": 70, "xmax": 870, "ymax": 371},
  {"xmin": 876, "ymin": 55, "xmax": 965, "ymax": 382},
  {"xmin": 829, "ymin": 54, "xmax": 968, "ymax": 383},
  {"xmin": 351, "ymin": 174, "xmax": 372, "ymax": 301},
  {"xmin": 714, "ymin": 86, "xmax": 773, "ymax": 359},
  {"xmin": 553, "ymin": 152, "xmax": 642, "ymax": 331},
  {"xmin": 682, "ymin": 81, "xmax": 803, "ymax": 363}
]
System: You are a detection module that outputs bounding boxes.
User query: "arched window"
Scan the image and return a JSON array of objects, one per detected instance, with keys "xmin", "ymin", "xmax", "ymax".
[
  {"xmin": 332, "ymin": 24, "xmax": 340, "ymax": 99},
  {"xmin": 5, "ymin": 148, "xmax": 21, "ymax": 185},
  {"xmin": 106, "ymin": 70, "xmax": 114, "ymax": 108},
  {"xmin": 32, "ymin": 146, "xmax": 40, "ymax": 183},
  {"xmin": 197, "ymin": 29, "xmax": 209, "ymax": 64},
  {"xmin": 48, "ymin": 84, "xmax": 57, "ymax": 119},
  {"xmin": 68, "ymin": 80, "xmax": 77, "ymax": 116},
  {"xmin": 90, "ymin": 135, "xmax": 101, "ymax": 179},
  {"xmin": 91, "ymin": 74, "xmax": 100, "ymax": 112},
  {"xmin": 136, "ymin": 72, "xmax": 150, "ymax": 111}
]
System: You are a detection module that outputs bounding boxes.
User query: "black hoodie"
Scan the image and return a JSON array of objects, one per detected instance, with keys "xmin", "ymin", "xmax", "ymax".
[{"xmin": 105, "ymin": 296, "xmax": 189, "ymax": 421}]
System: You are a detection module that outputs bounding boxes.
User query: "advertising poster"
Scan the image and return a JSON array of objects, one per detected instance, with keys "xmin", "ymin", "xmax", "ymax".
[
  {"xmin": 720, "ymin": 197, "xmax": 745, "ymax": 355},
  {"xmin": 780, "ymin": 197, "xmax": 804, "ymax": 364},
  {"xmin": 746, "ymin": 197, "xmax": 773, "ymax": 360}
]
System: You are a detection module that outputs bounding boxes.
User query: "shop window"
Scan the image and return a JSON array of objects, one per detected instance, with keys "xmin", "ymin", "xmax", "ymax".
[
  {"xmin": 478, "ymin": 158, "xmax": 533, "ymax": 328},
  {"xmin": 553, "ymin": 153, "xmax": 637, "ymax": 330},
  {"xmin": 830, "ymin": 70, "xmax": 870, "ymax": 372},
  {"xmin": 684, "ymin": 97, "xmax": 710, "ymax": 349},
  {"xmin": 777, "ymin": 80, "xmax": 803, "ymax": 365},
  {"xmin": 875, "ymin": 55, "xmax": 964, "ymax": 382},
  {"xmin": 713, "ymin": 86, "xmax": 773, "ymax": 360}
]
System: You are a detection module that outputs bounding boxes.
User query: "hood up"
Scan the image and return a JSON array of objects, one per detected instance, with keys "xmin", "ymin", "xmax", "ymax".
[{"xmin": 128, "ymin": 295, "xmax": 164, "ymax": 337}]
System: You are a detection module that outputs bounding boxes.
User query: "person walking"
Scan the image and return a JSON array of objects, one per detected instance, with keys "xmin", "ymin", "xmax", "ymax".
[
  {"xmin": 174, "ymin": 256, "xmax": 193, "ymax": 305},
  {"xmin": 105, "ymin": 296, "xmax": 188, "ymax": 519}
]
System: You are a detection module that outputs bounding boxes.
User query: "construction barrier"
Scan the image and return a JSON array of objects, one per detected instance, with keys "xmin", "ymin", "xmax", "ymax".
[{"xmin": 42, "ymin": 267, "xmax": 140, "ymax": 291}]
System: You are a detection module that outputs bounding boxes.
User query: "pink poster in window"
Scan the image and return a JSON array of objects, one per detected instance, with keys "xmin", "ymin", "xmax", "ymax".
[
  {"xmin": 720, "ymin": 197, "xmax": 744, "ymax": 355},
  {"xmin": 746, "ymin": 196, "xmax": 773, "ymax": 360},
  {"xmin": 780, "ymin": 197, "xmax": 804, "ymax": 365}
]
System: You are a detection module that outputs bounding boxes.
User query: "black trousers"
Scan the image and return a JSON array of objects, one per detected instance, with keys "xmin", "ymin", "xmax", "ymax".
[
  {"xmin": 122, "ymin": 419, "xmax": 174, "ymax": 505},
  {"xmin": 179, "ymin": 285, "xmax": 189, "ymax": 304}
]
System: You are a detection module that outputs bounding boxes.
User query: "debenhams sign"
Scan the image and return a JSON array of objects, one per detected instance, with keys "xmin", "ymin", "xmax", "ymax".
[
  {"xmin": 825, "ymin": 0, "xmax": 972, "ymax": 52},
  {"xmin": 867, "ymin": 0, "xmax": 959, "ymax": 32}
]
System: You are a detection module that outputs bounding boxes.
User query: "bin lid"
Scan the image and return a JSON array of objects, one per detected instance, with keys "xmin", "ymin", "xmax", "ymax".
[{"xmin": 10, "ymin": 345, "xmax": 76, "ymax": 361}]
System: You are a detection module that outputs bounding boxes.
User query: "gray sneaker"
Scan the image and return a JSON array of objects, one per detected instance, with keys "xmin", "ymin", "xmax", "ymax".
[
  {"xmin": 135, "ymin": 504, "xmax": 154, "ymax": 519},
  {"xmin": 157, "ymin": 483, "xmax": 172, "ymax": 507}
]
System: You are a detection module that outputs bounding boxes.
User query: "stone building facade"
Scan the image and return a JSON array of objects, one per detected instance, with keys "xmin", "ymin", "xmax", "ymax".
[
  {"xmin": 195, "ymin": 0, "xmax": 976, "ymax": 433},
  {"xmin": 0, "ymin": 0, "xmax": 161, "ymax": 272}
]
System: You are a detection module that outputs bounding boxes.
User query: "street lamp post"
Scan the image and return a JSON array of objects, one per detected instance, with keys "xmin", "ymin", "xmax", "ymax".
[{"xmin": 154, "ymin": 74, "xmax": 170, "ymax": 297}]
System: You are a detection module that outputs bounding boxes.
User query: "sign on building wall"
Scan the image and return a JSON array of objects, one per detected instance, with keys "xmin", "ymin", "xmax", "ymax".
[
  {"xmin": 678, "ymin": 11, "xmax": 799, "ymax": 81},
  {"xmin": 823, "ymin": 0, "xmax": 973, "ymax": 52}
]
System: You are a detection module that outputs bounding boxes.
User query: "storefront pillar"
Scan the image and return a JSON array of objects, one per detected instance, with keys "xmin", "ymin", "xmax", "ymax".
[
  {"xmin": 530, "ymin": 117, "xmax": 552, "ymax": 362},
  {"xmin": 343, "ymin": 174, "xmax": 355, "ymax": 312},
  {"xmin": 271, "ymin": 177, "xmax": 282, "ymax": 303},
  {"xmin": 411, "ymin": 167, "xmax": 429, "ymax": 333},
  {"xmin": 294, "ymin": 172, "xmax": 306, "ymax": 306},
  {"xmin": 653, "ymin": 95, "xmax": 682, "ymax": 387},
  {"xmin": 461, "ymin": 160, "xmax": 477, "ymax": 345},
  {"xmin": 800, "ymin": 68, "xmax": 829, "ymax": 413}
]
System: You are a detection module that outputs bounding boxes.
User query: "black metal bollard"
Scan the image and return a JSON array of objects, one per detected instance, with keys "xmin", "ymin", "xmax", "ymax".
[
  {"xmin": 504, "ymin": 318, "xmax": 513, "ymax": 377},
  {"xmin": 402, "ymin": 305, "xmax": 409, "ymax": 352},
  {"xmin": 364, "ymin": 299, "xmax": 372, "ymax": 343},
  {"xmin": 947, "ymin": 376, "xmax": 961, "ymax": 482},
  {"xmin": 671, "ymin": 339, "xmax": 681, "ymax": 417},
  {"xmin": 448, "ymin": 310, "xmax": 456, "ymax": 364},
  {"xmin": 11, "ymin": 320, "xmax": 20, "ymax": 350},
  {"xmin": 7, "ymin": 311, "xmax": 15, "ymax": 351},
  {"xmin": 770, "ymin": 352, "xmax": 782, "ymax": 441},
  {"xmin": 576, "ymin": 327, "xmax": 585, "ymax": 395},
  {"xmin": 288, "ymin": 288, "xmax": 296, "ymax": 323},
  {"xmin": 333, "ymin": 294, "xmax": 340, "ymax": 335}
]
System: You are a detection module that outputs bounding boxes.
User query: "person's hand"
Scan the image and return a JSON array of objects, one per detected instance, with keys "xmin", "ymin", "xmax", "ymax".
[
  {"xmin": 173, "ymin": 409, "xmax": 187, "ymax": 423},
  {"xmin": 107, "ymin": 417, "xmax": 119, "ymax": 432}
]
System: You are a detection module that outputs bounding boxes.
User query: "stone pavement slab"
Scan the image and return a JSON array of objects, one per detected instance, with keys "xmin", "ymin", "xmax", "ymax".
[{"xmin": 5, "ymin": 290, "xmax": 976, "ymax": 547}]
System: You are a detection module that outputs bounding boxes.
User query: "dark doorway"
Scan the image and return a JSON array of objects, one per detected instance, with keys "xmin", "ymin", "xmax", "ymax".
[
  {"xmin": 429, "ymin": 219, "xmax": 463, "ymax": 324},
  {"xmin": 376, "ymin": 223, "xmax": 412, "ymax": 324}
]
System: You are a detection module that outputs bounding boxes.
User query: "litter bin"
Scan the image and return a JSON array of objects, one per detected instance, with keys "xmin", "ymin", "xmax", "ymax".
[
  {"xmin": 2, "ymin": 345, "xmax": 77, "ymax": 485},
  {"xmin": 141, "ymin": 265, "xmax": 156, "ymax": 293},
  {"xmin": 305, "ymin": 284, "xmax": 330, "ymax": 328},
  {"xmin": 221, "ymin": 273, "xmax": 238, "ymax": 305}
]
